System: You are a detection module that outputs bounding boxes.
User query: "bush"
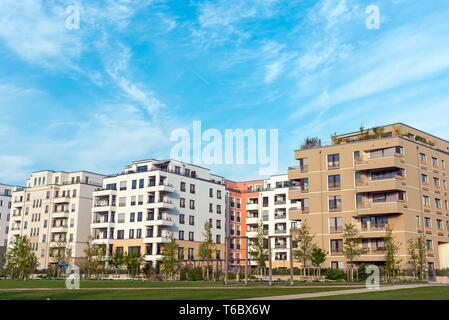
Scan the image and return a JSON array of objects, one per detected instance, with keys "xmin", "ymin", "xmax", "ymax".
[
  {"xmin": 187, "ymin": 268, "xmax": 203, "ymax": 281},
  {"xmin": 324, "ymin": 268, "xmax": 347, "ymax": 281},
  {"xmin": 357, "ymin": 264, "xmax": 368, "ymax": 281}
]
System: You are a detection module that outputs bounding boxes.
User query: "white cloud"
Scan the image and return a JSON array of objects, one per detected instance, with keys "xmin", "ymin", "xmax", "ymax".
[{"xmin": 0, "ymin": 155, "xmax": 32, "ymax": 184}]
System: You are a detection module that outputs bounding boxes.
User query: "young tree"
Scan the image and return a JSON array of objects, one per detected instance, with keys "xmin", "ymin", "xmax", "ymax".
[
  {"xmin": 5, "ymin": 235, "xmax": 38, "ymax": 280},
  {"xmin": 108, "ymin": 248, "xmax": 125, "ymax": 278},
  {"xmin": 300, "ymin": 137, "xmax": 321, "ymax": 150},
  {"xmin": 125, "ymin": 250, "xmax": 144, "ymax": 279},
  {"xmin": 310, "ymin": 247, "xmax": 327, "ymax": 279},
  {"xmin": 51, "ymin": 237, "xmax": 72, "ymax": 277},
  {"xmin": 342, "ymin": 223, "xmax": 363, "ymax": 281},
  {"xmin": 249, "ymin": 221, "xmax": 267, "ymax": 276},
  {"xmin": 384, "ymin": 228, "xmax": 402, "ymax": 281},
  {"xmin": 160, "ymin": 232, "xmax": 181, "ymax": 280},
  {"xmin": 81, "ymin": 236, "xmax": 105, "ymax": 278},
  {"xmin": 198, "ymin": 222, "xmax": 215, "ymax": 280},
  {"xmin": 293, "ymin": 220, "xmax": 315, "ymax": 275},
  {"xmin": 407, "ymin": 232, "xmax": 427, "ymax": 280}
]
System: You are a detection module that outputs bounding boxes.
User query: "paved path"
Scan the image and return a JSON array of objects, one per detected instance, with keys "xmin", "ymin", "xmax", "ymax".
[{"xmin": 240, "ymin": 283, "xmax": 440, "ymax": 300}]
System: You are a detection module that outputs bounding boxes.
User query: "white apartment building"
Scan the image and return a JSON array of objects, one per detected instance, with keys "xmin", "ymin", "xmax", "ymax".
[
  {"xmin": 91, "ymin": 159, "xmax": 227, "ymax": 270},
  {"xmin": 246, "ymin": 174, "xmax": 301, "ymax": 268},
  {"xmin": 8, "ymin": 171, "xmax": 105, "ymax": 269},
  {"xmin": 0, "ymin": 184, "xmax": 21, "ymax": 251}
]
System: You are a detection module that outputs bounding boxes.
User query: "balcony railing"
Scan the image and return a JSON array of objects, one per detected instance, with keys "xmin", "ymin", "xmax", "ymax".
[{"xmin": 274, "ymin": 229, "xmax": 287, "ymax": 234}]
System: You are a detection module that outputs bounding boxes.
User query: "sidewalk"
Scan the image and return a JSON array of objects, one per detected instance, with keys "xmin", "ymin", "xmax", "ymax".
[{"xmin": 240, "ymin": 284, "xmax": 437, "ymax": 300}]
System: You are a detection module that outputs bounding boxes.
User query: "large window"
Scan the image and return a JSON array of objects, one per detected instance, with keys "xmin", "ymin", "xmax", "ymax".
[
  {"xmin": 327, "ymin": 154, "xmax": 340, "ymax": 168},
  {"xmin": 328, "ymin": 196, "xmax": 341, "ymax": 211},
  {"xmin": 329, "ymin": 217, "xmax": 342, "ymax": 232},
  {"xmin": 330, "ymin": 239, "xmax": 343, "ymax": 253},
  {"xmin": 328, "ymin": 175, "xmax": 341, "ymax": 189}
]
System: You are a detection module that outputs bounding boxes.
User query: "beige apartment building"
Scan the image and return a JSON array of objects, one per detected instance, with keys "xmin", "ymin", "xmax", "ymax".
[
  {"xmin": 8, "ymin": 171, "xmax": 105, "ymax": 269},
  {"xmin": 288, "ymin": 123, "xmax": 449, "ymax": 270}
]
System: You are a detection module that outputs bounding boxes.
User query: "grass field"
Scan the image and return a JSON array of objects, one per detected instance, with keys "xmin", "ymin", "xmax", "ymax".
[
  {"xmin": 301, "ymin": 286, "xmax": 449, "ymax": 300},
  {"xmin": 0, "ymin": 286, "xmax": 357, "ymax": 300},
  {"xmin": 0, "ymin": 279, "xmax": 364, "ymax": 289}
]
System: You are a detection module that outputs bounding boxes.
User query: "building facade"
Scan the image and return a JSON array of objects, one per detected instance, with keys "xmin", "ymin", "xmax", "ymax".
[
  {"xmin": 0, "ymin": 184, "xmax": 20, "ymax": 251},
  {"xmin": 91, "ymin": 159, "xmax": 227, "ymax": 270},
  {"xmin": 288, "ymin": 123, "xmax": 449, "ymax": 269},
  {"xmin": 224, "ymin": 179, "xmax": 264, "ymax": 269},
  {"xmin": 7, "ymin": 171, "xmax": 105, "ymax": 269}
]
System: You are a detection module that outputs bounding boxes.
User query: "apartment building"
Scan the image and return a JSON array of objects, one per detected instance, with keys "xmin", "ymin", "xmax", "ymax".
[
  {"xmin": 8, "ymin": 171, "xmax": 105, "ymax": 269},
  {"xmin": 91, "ymin": 159, "xmax": 227, "ymax": 270},
  {"xmin": 0, "ymin": 184, "xmax": 21, "ymax": 251},
  {"xmin": 288, "ymin": 123, "xmax": 449, "ymax": 270},
  {"xmin": 224, "ymin": 179, "xmax": 264, "ymax": 269}
]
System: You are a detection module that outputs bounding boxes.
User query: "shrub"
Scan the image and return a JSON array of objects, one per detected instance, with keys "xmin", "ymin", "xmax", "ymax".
[
  {"xmin": 357, "ymin": 264, "xmax": 368, "ymax": 281},
  {"xmin": 324, "ymin": 268, "xmax": 346, "ymax": 281}
]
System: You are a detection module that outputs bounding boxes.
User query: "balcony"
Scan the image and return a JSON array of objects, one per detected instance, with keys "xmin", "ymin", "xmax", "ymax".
[
  {"xmin": 356, "ymin": 201, "xmax": 407, "ymax": 215},
  {"xmin": 355, "ymin": 155, "xmax": 403, "ymax": 171},
  {"xmin": 355, "ymin": 177, "xmax": 404, "ymax": 193},
  {"xmin": 289, "ymin": 185, "xmax": 308, "ymax": 194},
  {"xmin": 361, "ymin": 223, "xmax": 389, "ymax": 232},
  {"xmin": 288, "ymin": 166, "xmax": 308, "ymax": 180},
  {"xmin": 274, "ymin": 229, "xmax": 287, "ymax": 234},
  {"xmin": 91, "ymin": 220, "xmax": 114, "ymax": 229},
  {"xmin": 149, "ymin": 182, "xmax": 176, "ymax": 193},
  {"xmin": 153, "ymin": 217, "xmax": 175, "ymax": 227},
  {"xmin": 246, "ymin": 203, "xmax": 259, "ymax": 211},
  {"xmin": 363, "ymin": 248, "xmax": 386, "ymax": 255},
  {"xmin": 92, "ymin": 238, "xmax": 114, "ymax": 245},
  {"xmin": 274, "ymin": 244, "xmax": 287, "ymax": 249},
  {"xmin": 425, "ymin": 227, "xmax": 432, "ymax": 235},
  {"xmin": 52, "ymin": 211, "xmax": 70, "ymax": 219},
  {"xmin": 53, "ymin": 196, "xmax": 71, "ymax": 204},
  {"xmin": 51, "ymin": 225, "xmax": 68, "ymax": 233},
  {"xmin": 289, "ymin": 188, "xmax": 307, "ymax": 200},
  {"xmin": 147, "ymin": 200, "xmax": 174, "ymax": 210},
  {"xmin": 274, "ymin": 214, "xmax": 287, "ymax": 220},
  {"xmin": 246, "ymin": 217, "xmax": 259, "ymax": 225},
  {"xmin": 246, "ymin": 231, "xmax": 258, "ymax": 238},
  {"xmin": 143, "ymin": 236, "xmax": 170, "ymax": 243},
  {"xmin": 288, "ymin": 207, "xmax": 306, "ymax": 220},
  {"xmin": 274, "ymin": 200, "xmax": 286, "ymax": 205}
]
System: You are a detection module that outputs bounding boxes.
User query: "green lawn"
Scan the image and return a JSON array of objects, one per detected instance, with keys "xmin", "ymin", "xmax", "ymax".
[
  {"xmin": 302, "ymin": 286, "xmax": 449, "ymax": 300},
  {"xmin": 0, "ymin": 279, "xmax": 363, "ymax": 289},
  {"xmin": 0, "ymin": 287, "xmax": 356, "ymax": 300}
]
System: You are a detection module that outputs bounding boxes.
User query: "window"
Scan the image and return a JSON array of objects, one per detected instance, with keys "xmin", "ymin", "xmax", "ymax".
[
  {"xmin": 132, "ymin": 180, "xmax": 137, "ymax": 189},
  {"xmin": 419, "ymin": 153, "xmax": 426, "ymax": 162},
  {"xmin": 398, "ymin": 191, "xmax": 406, "ymax": 201},
  {"xmin": 216, "ymin": 220, "xmax": 221, "ymax": 229},
  {"xmin": 424, "ymin": 217, "xmax": 431, "ymax": 227},
  {"xmin": 209, "ymin": 203, "xmax": 213, "ymax": 213},
  {"xmin": 216, "ymin": 204, "xmax": 221, "ymax": 214},
  {"xmin": 329, "ymin": 217, "xmax": 342, "ymax": 232},
  {"xmin": 179, "ymin": 214, "xmax": 185, "ymax": 224},
  {"xmin": 178, "ymin": 247, "xmax": 184, "ymax": 260},
  {"xmin": 209, "ymin": 188, "xmax": 213, "ymax": 197},
  {"xmin": 330, "ymin": 239, "xmax": 343, "ymax": 253},
  {"xmin": 328, "ymin": 196, "xmax": 341, "ymax": 211},
  {"xmin": 117, "ymin": 230, "xmax": 124, "ymax": 239},
  {"xmin": 437, "ymin": 220, "xmax": 443, "ymax": 230},
  {"xmin": 217, "ymin": 190, "xmax": 222, "ymax": 199},
  {"xmin": 328, "ymin": 175, "xmax": 341, "ymax": 189},
  {"xmin": 423, "ymin": 196, "xmax": 430, "ymax": 206},
  {"xmin": 129, "ymin": 229, "xmax": 135, "ymax": 239},
  {"xmin": 416, "ymin": 216, "xmax": 420, "ymax": 227},
  {"xmin": 137, "ymin": 212, "xmax": 143, "ymax": 222},
  {"xmin": 179, "ymin": 230, "xmax": 184, "ymax": 240},
  {"xmin": 180, "ymin": 182, "xmax": 186, "ymax": 192},
  {"xmin": 136, "ymin": 229, "xmax": 142, "ymax": 238},
  {"xmin": 188, "ymin": 248, "xmax": 194, "ymax": 260},
  {"xmin": 216, "ymin": 235, "xmax": 221, "ymax": 244},
  {"xmin": 185, "ymin": 168, "xmax": 190, "ymax": 176},
  {"xmin": 189, "ymin": 200, "xmax": 195, "ymax": 209},
  {"xmin": 435, "ymin": 198, "xmax": 441, "ymax": 209},
  {"xmin": 327, "ymin": 154, "xmax": 340, "ymax": 168},
  {"xmin": 189, "ymin": 232, "xmax": 194, "ymax": 241},
  {"xmin": 190, "ymin": 184, "xmax": 195, "ymax": 194},
  {"xmin": 432, "ymin": 157, "xmax": 438, "ymax": 166},
  {"xmin": 175, "ymin": 166, "xmax": 181, "ymax": 174},
  {"xmin": 130, "ymin": 212, "xmax": 135, "ymax": 222},
  {"xmin": 421, "ymin": 174, "xmax": 428, "ymax": 184},
  {"xmin": 139, "ymin": 179, "xmax": 144, "ymax": 188},
  {"xmin": 426, "ymin": 240, "xmax": 433, "ymax": 250},
  {"xmin": 433, "ymin": 177, "xmax": 440, "ymax": 186},
  {"xmin": 354, "ymin": 151, "xmax": 360, "ymax": 161},
  {"xmin": 395, "ymin": 146, "xmax": 403, "ymax": 154},
  {"xmin": 180, "ymin": 198, "xmax": 185, "ymax": 208},
  {"xmin": 189, "ymin": 215, "xmax": 194, "ymax": 225}
]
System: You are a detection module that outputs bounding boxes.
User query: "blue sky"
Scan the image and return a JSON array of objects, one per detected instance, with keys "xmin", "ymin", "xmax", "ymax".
[{"xmin": 1, "ymin": 0, "xmax": 449, "ymax": 185}]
